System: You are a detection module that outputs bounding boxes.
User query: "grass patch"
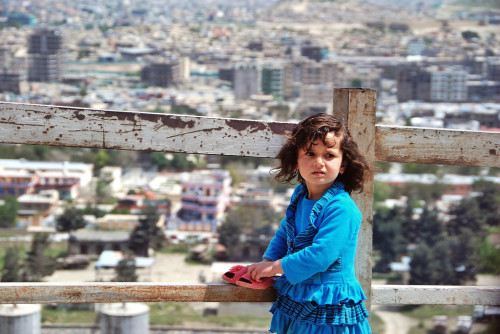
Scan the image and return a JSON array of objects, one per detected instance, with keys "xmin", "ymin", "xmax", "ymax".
[
  {"xmin": 42, "ymin": 307, "xmax": 97, "ymax": 324},
  {"xmin": 148, "ymin": 302, "xmax": 270, "ymax": 328},
  {"xmin": 157, "ymin": 243, "xmax": 189, "ymax": 254},
  {"xmin": 400, "ymin": 305, "xmax": 474, "ymax": 320}
]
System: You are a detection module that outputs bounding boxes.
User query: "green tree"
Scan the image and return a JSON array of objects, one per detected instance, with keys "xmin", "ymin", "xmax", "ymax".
[
  {"xmin": 113, "ymin": 257, "xmax": 138, "ymax": 282},
  {"xmin": 218, "ymin": 216, "xmax": 242, "ymax": 251},
  {"xmin": 410, "ymin": 240, "xmax": 456, "ymax": 285},
  {"xmin": 478, "ymin": 239, "xmax": 500, "ymax": 275},
  {"xmin": 151, "ymin": 152, "xmax": 170, "ymax": 170},
  {"xmin": 22, "ymin": 233, "xmax": 56, "ymax": 282},
  {"xmin": 473, "ymin": 180, "xmax": 500, "ymax": 227},
  {"xmin": 373, "ymin": 181, "xmax": 393, "ymax": 202},
  {"xmin": 129, "ymin": 206, "xmax": 164, "ymax": 256},
  {"xmin": 448, "ymin": 228, "xmax": 479, "ymax": 283},
  {"xmin": 56, "ymin": 207, "xmax": 87, "ymax": 233},
  {"xmin": 373, "ymin": 206, "xmax": 406, "ymax": 272},
  {"xmin": 447, "ymin": 198, "xmax": 488, "ymax": 238},
  {"xmin": 218, "ymin": 206, "xmax": 280, "ymax": 257},
  {"xmin": 93, "ymin": 150, "xmax": 110, "ymax": 172},
  {"xmin": 414, "ymin": 207, "xmax": 444, "ymax": 246},
  {"xmin": 0, "ymin": 196, "xmax": 19, "ymax": 228},
  {"xmin": 1, "ymin": 248, "xmax": 21, "ymax": 282},
  {"xmin": 402, "ymin": 163, "xmax": 439, "ymax": 174}
]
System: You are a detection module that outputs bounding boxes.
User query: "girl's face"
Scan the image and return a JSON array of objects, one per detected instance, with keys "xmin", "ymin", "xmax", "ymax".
[{"xmin": 296, "ymin": 132, "xmax": 345, "ymax": 201}]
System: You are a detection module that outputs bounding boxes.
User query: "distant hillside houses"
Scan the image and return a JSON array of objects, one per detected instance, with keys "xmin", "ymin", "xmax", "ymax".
[{"xmin": 375, "ymin": 173, "xmax": 500, "ymax": 196}]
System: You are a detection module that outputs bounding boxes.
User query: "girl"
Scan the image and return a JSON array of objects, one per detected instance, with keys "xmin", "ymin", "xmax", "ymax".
[{"xmin": 246, "ymin": 113, "xmax": 372, "ymax": 334}]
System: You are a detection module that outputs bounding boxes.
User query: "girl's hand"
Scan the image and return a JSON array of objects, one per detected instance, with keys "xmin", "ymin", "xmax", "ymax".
[{"xmin": 247, "ymin": 259, "xmax": 283, "ymax": 282}]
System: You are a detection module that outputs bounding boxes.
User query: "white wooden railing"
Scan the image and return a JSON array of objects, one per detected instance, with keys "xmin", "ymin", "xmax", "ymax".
[{"xmin": 0, "ymin": 88, "xmax": 499, "ymax": 307}]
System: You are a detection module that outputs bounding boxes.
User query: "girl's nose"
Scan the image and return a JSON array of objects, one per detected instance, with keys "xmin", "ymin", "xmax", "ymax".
[{"xmin": 313, "ymin": 156, "xmax": 324, "ymax": 167}]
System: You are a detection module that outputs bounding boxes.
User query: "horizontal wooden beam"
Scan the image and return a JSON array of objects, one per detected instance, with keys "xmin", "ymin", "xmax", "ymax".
[
  {"xmin": 0, "ymin": 102, "xmax": 293, "ymax": 158},
  {"xmin": 376, "ymin": 125, "xmax": 500, "ymax": 168},
  {"xmin": 0, "ymin": 283, "xmax": 498, "ymax": 306},
  {"xmin": 372, "ymin": 285, "xmax": 500, "ymax": 306},
  {"xmin": 1, "ymin": 102, "xmax": 499, "ymax": 167}
]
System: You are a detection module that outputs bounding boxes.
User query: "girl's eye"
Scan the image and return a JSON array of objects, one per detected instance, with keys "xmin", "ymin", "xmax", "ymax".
[{"xmin": 306, "ymin": 151, "xmax": 314, "ymax": 156}]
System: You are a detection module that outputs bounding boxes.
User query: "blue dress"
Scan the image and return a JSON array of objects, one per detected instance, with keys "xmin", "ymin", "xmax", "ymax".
[{"xmin": 263, "ymin": 181, "xmax": 371, "ymax": 334}]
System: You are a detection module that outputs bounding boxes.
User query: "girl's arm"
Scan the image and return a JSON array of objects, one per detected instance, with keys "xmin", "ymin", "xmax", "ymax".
[
  {"xmin": 262, "ymin": 217, "xmax": 288, "ymax": 261},
  {"xmin": 280, "ymin": 200, "xmax": 361, "ymax": 284}
]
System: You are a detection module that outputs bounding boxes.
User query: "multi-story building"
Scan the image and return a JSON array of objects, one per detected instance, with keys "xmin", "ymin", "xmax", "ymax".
[
  {"xmin": 0, "ymin": 72, "xmax": 26, "ymax": 94},
  {"xmin": 0, "ymin": 159, "xmax": 93, "ymax": 199},
  {"xmin": 233, "ymin": 62, "xmax": 260, "ymax": 100},
  {"xmin": 487, "ymin": 59, "xmax": 500, "ymax": 81},
  {"xmin": 261, "ymin": 62, "xmax": 285, "ymax": 99},
  {"xmin": 231, "ymin": 184, "xmax": 273, "ymax": 208},
  {"xmin": 17, "ymin": 189, "xmax": 59, "ymax": 226},
  {"xmin": 397, "ymin": 65, "xmax": 432, "ymax": 102},
  {"xmin": 177, "ymin": 170, "xmax": 231, "ymax": 232},
  {"xmin": 141, "ymin": 59, "xmax": 182, "ymax": 87},
  {"xmin": 301, "ymin": 41, "xmax": 325, "ymax": 62},
  {"xmin": 430, "ymin": 67, "xmax": 467, "ymax": 102},
  {"xmin": 0, "ymin": 46, "xmax": 27, "ymax": 94},
  {"xmin": 28, "ymin": 28, "xmax": 64, "ymax": 82},
  {"xmin": 0, "ymin": 168, "xmax": 38, "ymax": 198}
]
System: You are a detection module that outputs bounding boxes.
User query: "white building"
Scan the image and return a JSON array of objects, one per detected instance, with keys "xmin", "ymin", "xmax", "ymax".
[{"xmin": 430, "ymin": 68, "xmax": 468, "ymax": 102}]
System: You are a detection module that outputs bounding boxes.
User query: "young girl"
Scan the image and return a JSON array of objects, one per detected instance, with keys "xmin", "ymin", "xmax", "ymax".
[{"xmin": 246, "ymin": 113, "xmax": 372, "ymax": 334}]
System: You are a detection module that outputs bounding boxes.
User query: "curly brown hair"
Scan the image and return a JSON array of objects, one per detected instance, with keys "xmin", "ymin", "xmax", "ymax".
[{"xmin": 273, "ymin": 113, "xmax": 369, "ymax": 194}]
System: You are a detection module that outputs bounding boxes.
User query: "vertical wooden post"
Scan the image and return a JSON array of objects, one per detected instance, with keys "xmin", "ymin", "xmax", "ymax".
[{"xmin": 333, "ymin": 88, "xmax": 376, "ymax": 310}]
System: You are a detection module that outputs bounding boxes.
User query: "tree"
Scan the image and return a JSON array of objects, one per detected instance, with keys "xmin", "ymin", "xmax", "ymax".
[
  {"xmin": 413, "ymin": 206, "xmax": 444, "ymax": 246},
  {"xmin": 447, "ymin": 198, "xmax": 488, "ymax": 238},
  {"xmin": 410, "ymin": 240, "xmax": 456, "ymax": 285},
  {"xmin": 218, "ymin": 206, "xmax": 280, "ymax": 257},
  {"xmin": 113, "ymin": 257, "xmax": 138, "ymax": 282},
  {"xmin": 93, "ymin": 150, "xmax": 110, "ymax": 172},
  {"xmin": 129, "ymin": 206, "xmax": 164, "ymax": 256},
  {"xmin": 218, "ymin": 217, "xmax": 242, "ymax": 251},
  {"xmin": 56, "ymin": 207, "xmax": 87, "ymax": 233},
  {"xmin": 473, "ymin": 180, "xmax": 500, "ymax": 227},
  {"xmin": 22, "ymin": 233, "xmax": 56, "ymax": 282},
  {"xmin": 0, "ymin": 196, "xmax": 19, "ymax": 228},
  {"xmin": 373, "ymin": 206, "xmax": 406, "ymax": 272},
  {"xmin": 461, "ymin": 30, "xmax": 480, "ymax": 41},
  {"xmin": 1, "ymin": 248, "xmax": 21, "ymax": 282}
]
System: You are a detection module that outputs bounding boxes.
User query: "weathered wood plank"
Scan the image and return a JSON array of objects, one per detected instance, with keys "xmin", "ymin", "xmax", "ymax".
[
  {"xmin": 376, "ymin": 125, "xmax": 500, "ymax": 168},
  {"xmin": 0, "ymin": 283, "xmax": 277, "ymax": 304},
  {"xmin": 0, "ymin": 283, "xmax": 498, "ymax": 305},
  {"xmin": 0, "ymin": 102, "xmax": 294, "ymax": 157},
  {"xmin": 1, "ymin": 102, "xmax": 499, "ymax": 167},
  {"xmin": 373, "ymin": 285, "xmax": 500, "ymax": 306},
  {"xmin": 333, "ymin": 88, "xmax": 376, "ymax": 310}
]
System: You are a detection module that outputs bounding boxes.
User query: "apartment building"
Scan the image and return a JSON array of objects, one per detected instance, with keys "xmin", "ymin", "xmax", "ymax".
[
  {"xmin": 397, "ymin": 65, "xmax": 432, "ymax": 102},
  {"xmin": 0, "ymin": 169, "xmax": 38, "ymax": 198},
  {"xmin": 233, "ymin": 62, "xmax": 260, "ymax": 100},
  {"xmin": 17, "ymin": 189, "xmax": 59, "ymax": 225},
  {"xmin": 430, "ymin": 67, "xmax": 468, "ymax": 102},
  {"xmin": 141, "ymin": 59, "xmax": 182, "ymax": 87},
  {"xmin": 261, "ymin": 62, "xmax": 285, "ymax": 99},
  {"xmin": 0, "ymin": 159, "xmax": 93, "ymax": 199},
  {"xmin": 28, "ymin": 28, "xmax": 64, "ymax": 82},
  {"xmin": 177, "ymin": 170, "xmax": 231, "ymax": 232}
]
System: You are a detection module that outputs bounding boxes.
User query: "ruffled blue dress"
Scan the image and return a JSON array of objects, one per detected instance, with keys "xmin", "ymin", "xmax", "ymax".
[{"xmin": 263, "ymin": 181, "xmax": 371, "ymax": 334}]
